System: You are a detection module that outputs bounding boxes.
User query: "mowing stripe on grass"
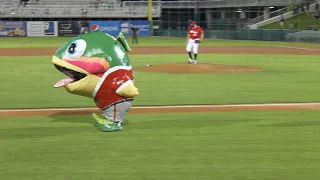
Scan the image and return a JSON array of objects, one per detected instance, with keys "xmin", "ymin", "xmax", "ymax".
[
  {"xmin": 278, "ymin": 46, "xmax": 320, "ymax": 51},
  {"xmin": 1, "ymin": 102, "xmax": 320, "ymax": 117}
]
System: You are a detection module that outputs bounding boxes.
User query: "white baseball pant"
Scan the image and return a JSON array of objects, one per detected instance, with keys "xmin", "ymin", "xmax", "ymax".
[
  {"xmin": 102, "ymin": 100, "xmax": 133, "ymax": 123},
  {"xmin": 186, "ymin": 38, "xmax": 199, "ymax": 54}
]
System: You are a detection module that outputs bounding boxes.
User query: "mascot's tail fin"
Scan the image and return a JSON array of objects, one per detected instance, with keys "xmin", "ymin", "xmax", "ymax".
[{"xmin": 117, "ymin": 32, "xmax": 132, "ymax": 52}]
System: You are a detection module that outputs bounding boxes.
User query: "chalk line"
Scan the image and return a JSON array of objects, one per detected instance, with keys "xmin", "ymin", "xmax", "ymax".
[{"xmin": 1, "ymin": 102, "xmax": 320, "ymax": 113}]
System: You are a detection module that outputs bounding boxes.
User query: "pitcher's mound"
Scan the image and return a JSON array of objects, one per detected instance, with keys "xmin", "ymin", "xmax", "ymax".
[{"xmin": 135, "ymin": 63, "xmax": 263, "ymax": 74}]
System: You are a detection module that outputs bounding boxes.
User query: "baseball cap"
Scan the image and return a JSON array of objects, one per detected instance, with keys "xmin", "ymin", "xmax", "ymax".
[{"xmin": 190, "ymin": 21, "xmax": 196, "ymax": 25}]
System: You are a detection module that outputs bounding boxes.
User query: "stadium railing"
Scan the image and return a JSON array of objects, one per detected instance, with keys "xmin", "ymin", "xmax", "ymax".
[
  {"xmin": 247, "ymin": 0, "xmax": 316, "ymax": 25},
  {"xmin": 123, "ymin": 0, "xmax": 304, "ymax": 8},
  {"xmin": 247, "ymin": 0, "xmax": 320, "ymax": 29}
]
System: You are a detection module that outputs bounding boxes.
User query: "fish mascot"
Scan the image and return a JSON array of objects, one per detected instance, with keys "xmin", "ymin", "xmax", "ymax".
[{"xmin": 52, "ymin": 32, "xmax": 139, "ymax": 132}]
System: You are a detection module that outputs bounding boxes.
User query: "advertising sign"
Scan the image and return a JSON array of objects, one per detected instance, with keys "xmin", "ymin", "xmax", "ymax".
[
  {"xmin": 58, "ymin": 21, "xmax": 89, "ymax": 37},
  {"xmin": 0, "ymin": 21, "xmax": 26, "ymax": 37},
  {"xmin": 44, "ymin": 21, "xmax": 55, "ymax": 35},
  {"xmin": 27, "ymin": 21, "xmax": 58, "ymax": 37},
  {"xmin": 120, "ymin": 20, "xmax": 150, "ymax": 36},
  {"xmin": 89, "ymin": 21, "xmax": 120, "ymax": 36}
]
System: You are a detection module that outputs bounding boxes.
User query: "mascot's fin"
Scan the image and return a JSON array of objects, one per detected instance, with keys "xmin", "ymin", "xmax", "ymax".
[
  {"xmin": 117, "ymin": 32, "xmax": 132, "ymax": 52},
  {"xmin": 116, "ymin": 81, "xmax": 139, "ymax": 97}
]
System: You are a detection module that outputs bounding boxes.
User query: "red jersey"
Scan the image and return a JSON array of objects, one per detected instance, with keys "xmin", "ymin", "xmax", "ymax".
[
  {"xmin": 93, "ymin": 66, "xmax": 134, "ymax": 109},
  {"xmin": 188, "ymin": 26, "xmax": 203, "ymax": 39}
]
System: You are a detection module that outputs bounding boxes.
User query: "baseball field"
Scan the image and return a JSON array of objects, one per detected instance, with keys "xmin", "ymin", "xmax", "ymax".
[{"xmin": 1, "ymin": 36, "xmax": 320, "ymax": 180}]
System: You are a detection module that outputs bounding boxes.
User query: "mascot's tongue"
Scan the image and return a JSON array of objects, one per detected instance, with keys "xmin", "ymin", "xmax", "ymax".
[{"xmin": 54, "ymin": 78, "xmax": 75, "ymax": 88}]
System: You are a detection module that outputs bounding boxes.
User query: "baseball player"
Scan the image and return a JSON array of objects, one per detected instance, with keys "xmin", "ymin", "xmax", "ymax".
[
  {"xmin": 131, "ymin": 25, "xmax": 140, "ymax": 44},
  {"xmin": 186, "ymin": 21, "xmax": 204, "ymax": 64}
]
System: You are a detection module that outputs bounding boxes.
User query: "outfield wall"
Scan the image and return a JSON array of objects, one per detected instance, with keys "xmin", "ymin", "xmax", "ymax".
[
  {"xmin": 156, "ymin": 29, "xmax": 291, "ymax": 41},
  {"xmin": 154, "ymin": 29, "xmax": 320, "ymax": 43},
  {"xmin": 0, "ymin": 20, "xmax": 319, "ymax": 43},
  {"xmin": 0, "ymin": 20, "xmax": 151, "ymax": 37}
]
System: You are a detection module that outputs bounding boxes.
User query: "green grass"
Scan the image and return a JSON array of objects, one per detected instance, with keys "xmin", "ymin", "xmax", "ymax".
[
  {"xmin": 261, "ymin": 13, "xmax": 320, "ymax": 30},
  {"xmin": 1, "ymin": 111, "xmax": 320, "ymax": 180},
  {"xmin": 1, "ymin": 36, "xmax": 320, "ymax": 48},
  {"xmin": 1, "ymin": 54, "xmax": 320, "ymax": 109},
  {"xmin": 1, "ymin": 35, "xmax": 320, "ymax": 180}
]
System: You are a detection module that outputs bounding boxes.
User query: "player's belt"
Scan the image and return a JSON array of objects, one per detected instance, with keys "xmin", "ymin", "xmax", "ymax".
[{"xmin": 102, "ymin": 98, "xmax": 134, "ymax": 110}]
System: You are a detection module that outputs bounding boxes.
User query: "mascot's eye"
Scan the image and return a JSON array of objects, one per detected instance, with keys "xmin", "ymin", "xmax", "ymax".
[
  {"xmin": 68, "ymin": 43, "xmax": 76, "ymax": 54},
  {"xmin": 65, "ymin": 39, "xmax": 86, "ymax": 60}
]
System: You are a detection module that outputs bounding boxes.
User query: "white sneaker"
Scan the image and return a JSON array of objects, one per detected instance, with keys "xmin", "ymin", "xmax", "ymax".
[
  {"xmin": 188, "ymin": 59, "xmax": 193, "ymax": 64},
  {"xmin": 193, "ymin": 61, "xmax": 198, "ymax": 64}
]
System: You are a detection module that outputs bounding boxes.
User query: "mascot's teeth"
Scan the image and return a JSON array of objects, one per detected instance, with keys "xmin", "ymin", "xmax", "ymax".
[{"xmin": 54, "ymin": 78, "xmax": 76, "ymax": 88}]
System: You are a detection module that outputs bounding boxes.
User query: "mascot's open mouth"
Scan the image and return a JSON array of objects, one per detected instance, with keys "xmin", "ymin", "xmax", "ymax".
[{"xmin": 54, "ymin": 64, "xmax": 87, "ymax": 88}]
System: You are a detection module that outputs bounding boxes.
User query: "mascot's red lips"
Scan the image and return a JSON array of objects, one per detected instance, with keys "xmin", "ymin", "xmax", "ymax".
[
  {"xmin": 64, "ymin": 57, "xmax": 110, "ymax": 74},
  {"xmin": 65, "ymin": 60, "xmax": 106, "ymax": 74},
  {"xmin": 53, "ymin": 57, "xmax": 110, "ymax": 88}
]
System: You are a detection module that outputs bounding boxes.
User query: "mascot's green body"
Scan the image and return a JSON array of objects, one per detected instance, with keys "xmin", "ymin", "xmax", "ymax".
[{"xmin": 52, "ymin": 32, "xmax": 139, "ymax": 132}]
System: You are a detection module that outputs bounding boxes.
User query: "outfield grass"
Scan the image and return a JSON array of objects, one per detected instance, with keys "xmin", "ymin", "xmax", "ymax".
[
  {"xmin": 1, "ymin": 36, "xmax": 320, "ymax": 48},
  {"xmin": 0, "ymin": 54, "xmax": 320, "ymax": 109},
  {"xmin": 1, "ymin": 111, "xmax": 320, "ymax": 180}
]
